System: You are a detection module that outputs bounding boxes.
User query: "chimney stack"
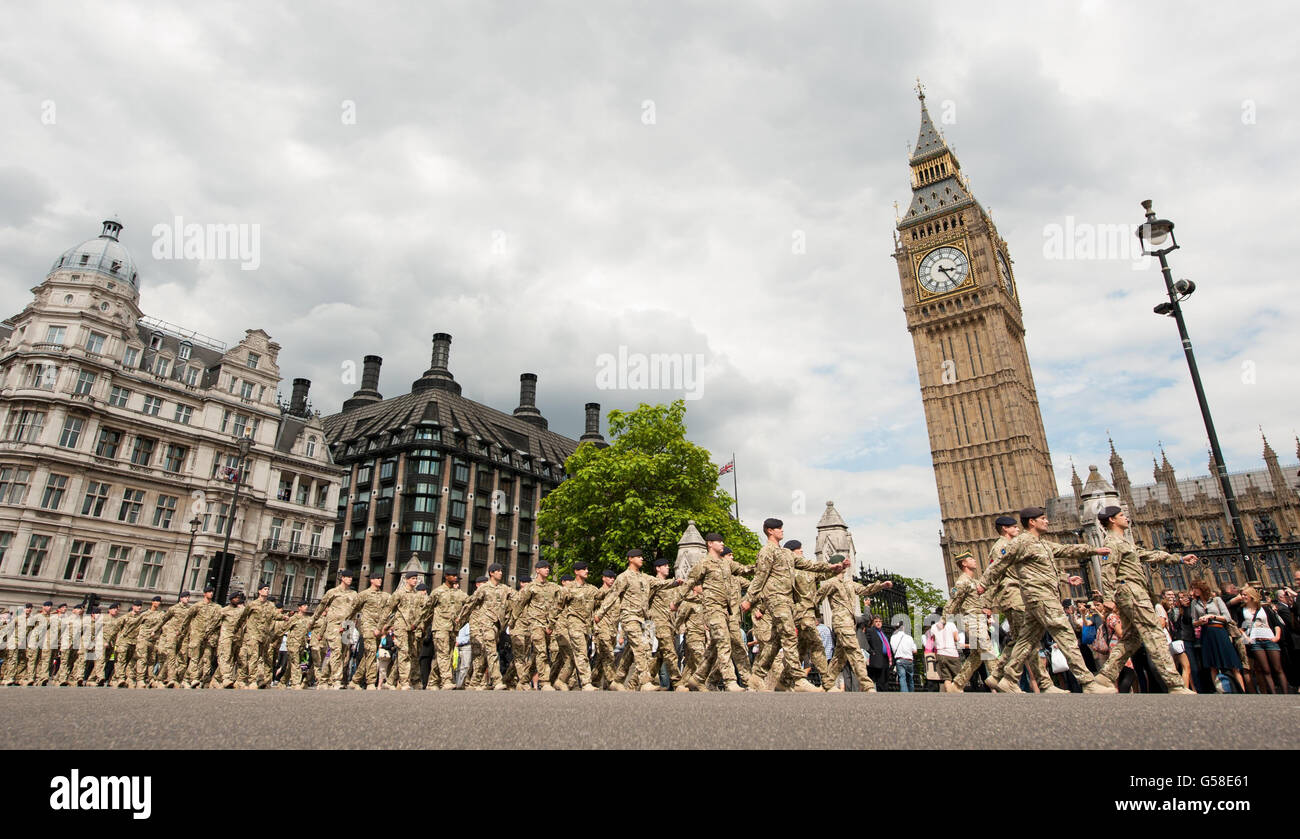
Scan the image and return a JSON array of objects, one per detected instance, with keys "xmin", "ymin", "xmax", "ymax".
[
  {"xmin": 342, "ymin": 355, "xmax": 384, "ymax": 411},
  {"xmin": 289, "ymin": 378, "xmax": 311, "ymax": 416},
  {"xmin": 512, "ymin": 373, "xmax": 547, "ymax": 429},
  {"xmin": 580, "ymin": 402, "xmax": 606, "ymax": 445},
  {"xmin": 412, "ymin": 333, "xmax": 462, "ymax": 395}
]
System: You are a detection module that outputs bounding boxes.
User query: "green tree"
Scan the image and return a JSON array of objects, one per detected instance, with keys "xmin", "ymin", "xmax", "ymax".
[
  {"xmin": 888, "ymin": 573, "xmax": 947, "ymax": 617},
  {"xmin": 536, "ymin": 400, "xmax": 759, "ymax": 575}
]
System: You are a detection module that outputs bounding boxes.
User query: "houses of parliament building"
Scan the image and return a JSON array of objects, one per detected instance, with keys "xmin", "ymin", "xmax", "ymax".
[{"xmin": 891, "ymin": 86, "xmax": 1300, "ymax": 593}]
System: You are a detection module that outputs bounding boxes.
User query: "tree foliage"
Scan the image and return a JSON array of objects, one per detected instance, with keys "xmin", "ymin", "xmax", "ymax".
[
  {"xmin": 889, "ymin": 573, "xmax": 947, "ymax": 617},
  {"xmin": 536, "ymin": 400, "xmax": 759, "ymax": 575}
]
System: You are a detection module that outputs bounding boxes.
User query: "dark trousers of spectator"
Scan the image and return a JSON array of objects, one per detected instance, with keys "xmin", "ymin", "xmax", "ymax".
[
  {"xmin": 1192, "ymin": 643, "xmax": 1215, "ymax": 694},
  {"xmin": 867, "ymin": 665, "xmax": 885, "ymax": 689},
  {"xmin": 1079, "ymin": 641, "xmax": 1097, "ymax": 673},
  {"xmin": 1057, "ymin": 668, "xmax": 1082, "ymax": 693}
]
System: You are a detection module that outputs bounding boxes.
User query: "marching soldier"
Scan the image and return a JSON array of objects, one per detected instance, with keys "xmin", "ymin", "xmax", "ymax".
[
  {"xmin": 51, "ymin": 604, "xmax": 71, "ymax": 684},
  {"xmin": 23, "ymin": 602, "xmax": 54, "ymax": 686},
  {"xmin": 153, "ymin": 592, "xmax": 195, "ymax": 688},
  {"xmin": 788, "ymin": 541, "xmax": 839, "ymax": 689},
  {"xmin": 89, "ymin": 603, "xmax": 122, "ymax": 686},
  {"xmin": 591, "ymin": 568, "xmax": 619, "ymax": 688},
  {"xmin": 673, "ymin": 583, "xmax": 709, "ymax": 689},
  {"xmin": 212, "ymin": 592, "xmax": 248, "ymax": 688},
  {"xmin": 743, "ymin": 519, "xmax": 846, "ymax": 692},
  {"xmin": 595, "ymin": 549, "xmax": 682, "ymax": 691},
  {"xmin": 422, "ymin": 570, "xmax": 466, "ymax": 690},
  {"xmin": 516, "ymin": 560, "xmax": 561, "ymax": 690},
  {"xmin": 506, "ymin": 575, "xmax": 533, "ymax": 689},
  {"xmin": 238, "ymin": 584, "xmax": 279, "ymax": 688},
  {"xmin": 112, "ymin": 601, "xmax": 145, "ymax": 688},
  {"xmin": 721, "ymin": 549, "xmax": 754, "ymax": 687},
  {"xmin": 1091, "ymin": 506, "xmax": 1198, "ymax": 694},
  {"xmin": 552, "ymin": 562, "xmax": 599, "ymax": 691},
  {"xmin": 183, "ymin": 588, "xmax": 222, "ymax": 688},
  {"xmin": 2, "ymin": 603, "xmax": 32, "ymax": 685},
  {"xmin": 457, "ymin": 564, "xmax": 511, "ymax": 690},
  {"xmin": 278, "ymin": 602, "xmax": 313, "ymax": 689},
  {"xmin": 976, "ymin": 506, "xmax": 1116, "ymax": 694},
  {"xmin": 383, "ymin": 570, "xmax": 427, "ymax": 689},
  {"xmin": 347, "ymin": 569, "xmax": 391, "ymax": 689},
  {"xmin": 945, "ymin": 551, "xmax": 996, "ymax": 693},
  {"xmin": 54, "ymin": 604, "xmax": 89, "ymax": 686},
  {"xmin": 645, "ymin": 558, "xmax": 683, "ymax": 690},
  {"xmin": 679, "ymin": 534, "xmax": 752, "ymax": 692},
  {"xmin": 816, "ymin": 559, "xmax": 892, "ymax": 692},
  {"xmin": 312, "ymin": 570, "xmax": 358, "ymax": 689},
  {"xmin": 982, "ymin": 516, "xmax": 1057, "ymax": 693},
  {"xmin": 132, "ymin": 597, "xmax": 167, "ymax": 688}
]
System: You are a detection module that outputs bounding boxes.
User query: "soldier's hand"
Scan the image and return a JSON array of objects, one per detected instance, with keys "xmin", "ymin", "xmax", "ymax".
[
  {"xmin": 882, "ymin": 581, "xmax": 893, "ymax": 589},
  {"xmin": 373, "ymin": 629, "xmax": 381, "ymax": 638},
  {"xmin": 740, "ymin": 600, "xmax": 751, "ymax": 612},
  {"xmin": 976, "ymin": 585, "xmax": 985, "ymax": 594},
  {"xmin": 1067, "ymin": 575, "xmax": 1084, "ymax": 586},
  {"xmin": 754, "ymin": 609, "xmax": 763, "ymax": 620},
  {"xmin": 1095, "ymin": 548, "xmax": 1111, "ymax": 556},
  {"xmin": 1182, "ymin": 555, "xmax": 1198, "ymax": 564}
]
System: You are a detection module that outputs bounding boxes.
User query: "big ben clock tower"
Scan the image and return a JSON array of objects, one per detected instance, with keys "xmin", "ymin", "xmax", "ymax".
[{"xmin": 893, "ymin": 85, "xmax": 1059, "ymax": 587}]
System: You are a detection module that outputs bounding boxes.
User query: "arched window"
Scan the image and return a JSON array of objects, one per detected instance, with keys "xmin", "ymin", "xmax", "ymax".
[{"xmin": 259, "ymin": 558, "xmax": 277, "ymax": 590}]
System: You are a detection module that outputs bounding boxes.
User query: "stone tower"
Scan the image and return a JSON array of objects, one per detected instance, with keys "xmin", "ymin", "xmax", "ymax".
[{"xmin": 892, "ymin": 85, "xmax": 1059, "ymax": 588}]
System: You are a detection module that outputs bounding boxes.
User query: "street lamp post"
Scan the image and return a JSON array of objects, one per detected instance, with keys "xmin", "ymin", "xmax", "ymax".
[
  {"xmin": 178, "ymin": 514, "xmax": 202, "ymax": 600},
  {"xmin": 215, "ymin": 435, "xmax": 254, "ymax": 602},
  {"xmin": 1137, "ymin": 200, "xmax": 1256, "ymax": 582}
]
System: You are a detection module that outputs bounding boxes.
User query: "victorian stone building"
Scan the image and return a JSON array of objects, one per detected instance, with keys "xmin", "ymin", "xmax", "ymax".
[
  {"xmin": 0, "ymin": 218, "xmax": 343, "ymax": 609},
  {"xmin": 892, "ymin": 89, "xmax": 1300, "ymax": 592},
  {"xmin": 321, "ymin": 333, "xmax": 604, "ymax": 591}
]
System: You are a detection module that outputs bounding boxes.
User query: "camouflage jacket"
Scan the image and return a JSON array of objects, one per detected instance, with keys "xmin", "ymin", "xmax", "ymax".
[
  {"xmin": 1102, "ymin": 533, "xmax": 1180, "ymax": 601},
  {"xmin": 747, "ymin": 543, "xmax": 836, "ymax": 605},
  {"xmin": 594, "ymin": 568, "xmax": 680, "ymax": 624},
  {"xmin": 423, "ymin": 584, "xmax": 468, "ymax": 632},
  {"xmin": 518, "ymin": 579, "xmax": 562, "ymax": 628},
  {"xmin": 349, "ymin": 588, "xmax": 391, "ymax": 634},
  {"xmin": 555, "ymin": 583, "xmax": 598, "ymax": 632},
  {"xmin": 314, "ymin": 584, "xmax": 358, "ymax": 625},
  {"xmin": 242, "ymin": 598, "xmax": 280, "ymax": 642},
  {"xmin": 978, "ymin": 532, "xmax": 1097, "ymax": 602},
  {"xmin": 681, "ymin": 552, "xmax": 753, "ymax": 610},
  {"xmin": 984, "ymin": 536, "xmax": 1024, "ymax": 612},
  {"xmin": 384, "ymin": 587, "xmax": 427, "ymax": 632},
  {"xmin": 816, "ymin": 576, "xmax": 888, "ymax": 627},
  {"xmin": 793, "ymin": 566, "xmax": 839, "ymax": 624}
]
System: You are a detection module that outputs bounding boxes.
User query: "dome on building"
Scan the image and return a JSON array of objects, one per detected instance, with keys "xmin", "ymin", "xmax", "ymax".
[{"xmin": 48, "ymin": 217, "xmax": 139, "ymax": 288}]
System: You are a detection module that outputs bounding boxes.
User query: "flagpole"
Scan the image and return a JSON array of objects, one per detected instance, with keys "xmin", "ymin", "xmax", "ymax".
[{"xmin": 732, "ymin": 452, "xmax": 739, "ymax": 521}]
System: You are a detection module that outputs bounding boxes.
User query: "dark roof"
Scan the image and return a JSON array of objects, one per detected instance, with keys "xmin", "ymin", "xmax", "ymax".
[
  {"xmin": 910, "ymin": 102, "xmax": 947, "ymax": 163},
  {"xmin": 274, "ymin": 415, "xmax": 309, "ymax": 454},
  {"xmin": 134, "ymin": 322, "xmax": 225, "ymax": 385},
  {"xmin": 322, "ymin": 389, "xmax": 580, "ymax": 466},
  {"xmin": 903, "ymin": 175, "xmax": 976, "ymax": 225}
]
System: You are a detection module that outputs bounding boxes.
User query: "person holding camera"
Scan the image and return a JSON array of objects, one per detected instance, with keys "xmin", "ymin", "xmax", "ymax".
[{"xmin": 1188, "ymin": 577, "xmax": 1243, "ymax": 693}]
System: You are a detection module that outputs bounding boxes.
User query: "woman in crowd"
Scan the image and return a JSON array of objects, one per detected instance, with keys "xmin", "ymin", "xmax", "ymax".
[
  {"xmin": 1240, "ymin": 585, "xmax": 1290, "ymax": 695},
  {"xmin": 1188, "ymin": 577, "xmax": 1244, "ymax": 693},
  {"xmin": 1162, "ymin": 590, "xmax": 1196, "ymax": 691}
]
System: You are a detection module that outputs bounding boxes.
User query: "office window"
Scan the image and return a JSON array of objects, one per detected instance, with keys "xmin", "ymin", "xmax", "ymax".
[
  {"xmin": 74, "ymin": 370, "xmax": 97, "ymax": 395},
  {"xmin": 40, "ymin": 474, "xmax": 68, "ymax": 510},
  {"xmin": 25, "ymin": 363, "xmax": 59, "ymax": 390},
  {"xmin": 130, "ymin": 436, "xmax": 156, "ymax": 466},
  {"xmin": 64, "ymin": 540, "xmax": 95, "ymax": 581},
  {"xmin": 163, "ymin": 444, "xmax": 188, "ymax": 473},
  {"xmin": 154, "ymin": 356, "xmax": 171, "ymax": 377},
  {"xmin": 139, "ymin": 550, "xmax": 164, "ymax": 588},
  {"xmin": 240, "ymin": 381, "xmax": 255, "ymax": 399},
  {"xmin": 205, "ymin": 501, "xmax": 230, "ymax": 534},
  {"xmin": 141, "ymin": 395, "xmax": 163, "ymax": 416},
  {"xmin": 5, "ymin": 409, "xmax": 46, "ymax": 442},
  {"xmin": 153, "ymin": 494, "xmax": 178, "ymax": 528},
  {"xmin": 259, "ymin": 559, "xmax": 277, "ymax": 589},
  {"xmin": 102, "ymin": 545, "xmax": 131, "ymax": 585},
  {"xmin": 290, "ymin": 521, "xmax": 304, "ymax": 549},
  {"xmin": 187, "ymin": 555, "xmax": 208, "ymax": 591},
  {"xmin": 309, "ymin": 525, "xmax": 323, "ymax": 551},
  {"xmin": 221, "ymin": 410, "xmax": 232, "ymax": 433},
  {"xmin": 58, "ymin": 416, "xmax": 84, "ymax": 448},
  {"xmin": 315, "ymin": 484, "xmax": 329, "ymax": 508},
  {"xmin": 302, "ymin": 567, "xmax": 318, "ymax": 602},
  {"xmin": 96, "ymin": 427, "xmax": 122, "ymax": 458},
  {"xmin": 0, "ymin": 532, "xmax": 11, "ymax": 566},
  {"xmin": 20, "ymin": 534, "xmax": 50, "ymax": 576},
  {"xmin": 279, "ymin": 563, "xmax": 297, "ymax": 603},
  {"xmin": 118, "ymin": 488, "xmax": 145, "ymax": 523},
  {"xmin": 109, "ymin": 386, "xmax": 131, "ymax": 408},
  {"xmin": 45, "ymin": 325, "xmax": 67, "ymax": 345},
  {"xmin": 232, "ymin": 414, "xmax": 249, "ymax": 438},
  {"xmin": 174, "ymin": 404, "xmax": 193, "ymax": 425},
  {"xmin": 183, "ymin": 366, "xmax": 200, "ymax": 386},
  {"xmin": 306, "ymin": 436, "xmax": 317, "ymax": 457},
  {"xmin": 247, "ymin": 352, "xmax": 260, "ymax": 369},
  {"xmin": 149, "ymin": 333, "xmax": 164, "ymax": 351},
  {"xmin": 178, "ymin": 342, "xmax": 192, "ymax": 360},
  {"xmin": 0, "ymin": 468, "xmax": 31, "ymax": 504},
  {"xmin": 122, "ymin": 347, "xmax": 139, "ymax": 368},
  {"xmin": 81, "ymin": 481, "xmax": 111, "ymax": 516},
  {"xmin": 85, "ymin": 332, "xmax": 107, "ymax": 354}
]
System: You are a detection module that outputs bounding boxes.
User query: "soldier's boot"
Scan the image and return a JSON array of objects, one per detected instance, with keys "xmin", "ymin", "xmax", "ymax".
[
  {"xmin": 790, "ymin": 678, "xmax": 821, "ymax": 693},
  {"xmin": 491, "ymin": 682, "xmax": 509, "ymax": 691},
  {"xmin": 824, "ymin": 683, "xmax": 844, "ymax": 692},
  {"xmin": 1169, "ymin": 686, "xmax": 1196, "ymax": 695},
  {"xmin": 1084, "ymin": 675, "xmax": 1117, "ymax": 694},
  {"xmin": 639, "ymin": 682, "xmax": 658, "ymax": 692},
  {"xmin": 724, "ymin": 681, "xmax": 745, "ymax": 692},
  {"xmin": 1040, "ymin": 684, "xmax": 1069, "ymax": 694},
  {"xmin": 996, "ymin": 676, "xmax": 1023, "ymax": 694},
  {"xmin": 581, "ymin": 683, "xmax": 599, "ymax": 691},
  {"xmin": 609, "ymin": 681, "xmax": 627, "ymax": 691}
]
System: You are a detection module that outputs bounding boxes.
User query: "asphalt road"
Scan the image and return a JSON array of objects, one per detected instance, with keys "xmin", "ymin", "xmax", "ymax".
[{"xmin": 4, "ymin": 688, "xmax": 1297, "ymax": 749}]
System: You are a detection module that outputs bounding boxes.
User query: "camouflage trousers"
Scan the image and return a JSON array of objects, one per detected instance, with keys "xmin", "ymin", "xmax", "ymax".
[
  {"xmin": 238, "ymin": 636, "xmax": 271, "ymax": 687},
  {"xmin": 134, "ymin": 640, "xmax": 159, "ymax": 686},
  {"xmin": 510, "ymin": 628, "xmax": 532, "ymax": 687},
  {"xmin": 25, "ymin": 644, "xmax": 55, "ymax": 684},
  {"xmin": 112, "ymin": 640, "xmax": 137, "ymax": 685},
  {"xmin": 283, "ymin": 645, "xmax": 306, "ymax": 687},
  {"xmin": 612, "ymin": 617, "xmax": 651, "ymax": 689},
  {"xmin": 351, "ymin": 633, "xmax": 381, "ymax": 687},
  {"xmin": 1098, "ymin": 582, "xmax": 1182, "ymax": 690},
  {"xmin": 2, "ymin": 648, "xmax": 26, "ymax": 683},
  {"xmin": 691, "ymin": 607, "xmax": 737, "ymax": 685},
  {"xmin": 153, "ymin": 636, "xmax": 184, "ymax": 685},
  {"xmin": 592, "ymin": 627, "xmax": 618, "ymax": 687},
  {"xmin": 469, "ymin": 624, "xmax": 504, "ymax": 688},
  {"xmin": 796, "ymin": 619, "xmax": 833, "ymax": 686},
  {"xmin": 1004, "ymin": 597, "xmax": 1096, "ymax": 686},
  {"xmin": 988, "ymin": 608, "xmax": 1052, "ymax": 690},
  {"xmin": 527, "ymin": 626, "xmax": 553, "ymax": 685},
  {"xmin": 750, "ymin": 599, "xmax": 803, "ymax": 687},
  {"xmin": 646, "ymin": 619, "xmax": 680, "ymax": 688},
  {"xmin": 319, "ymin": 622, "xmax": 349, "ymax": 687},
  {"xmin": 391, "ymin": 628, "xmax": 421, "ymax": 688},
  {"xmin": 184, "ymin": 634, "xmax": 216, "ymax": 685},
  {"xmin": 724, "ymin": 610, "xmax": 752, "ymax": 683},
  {"xmin": 431, "ymin": 629, "xmax": 457, "ymax": 689},
  {"xmin": 681, "ymin": 629, "xmax": 708, "ymax": 684},
  {"xmin": 55, "ymin": 648, "xmax": 86, "ymax": 685},
  {"xmin": 825, "ymin": 621, "xmax": 872, "ymax": 690},
  {"xmin": 553, "ymin": 620, "xmax": 593, "ymax": 688},
  {"xmin": 951, "ymin": 615, "xmax": 994, "ymax": 690}
]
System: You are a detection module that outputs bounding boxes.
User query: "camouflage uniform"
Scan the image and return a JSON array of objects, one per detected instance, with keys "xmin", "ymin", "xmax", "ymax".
[
  {"xmin": 24, "ymin": 610, "xmax": 53, "ymax": 685},
  {"xmin": 595, "ymin": 567, "xmax": 680, "ymax": 690},
  {"xmin": 645, "ymin": 581, "xmax": 682, "ymax": 689},
  {"xmin": 983, "ymin": 536, "xmax": 1053, "ymax": 691},
  {"xmin": 817, "ymin": 575, "xmax": 888, "ymax": 691},
  {"xmin": 553, "ymin": 582, "xmax": 598, "ymax": 689},
  {"xmin": 421, "ymin": 581, "xmax": 467, "ymax": 689},
  {"xmin": 213, "ymin": 602, "xmax": 248, "ymax": 687},
  {"xmin": 747, "ymin": 544, "xmax": 838, "ymax": 690},
  {"xmin": 383, "ymin": 583, "xmax": 427, "ymax": 689},
  {"xmin": 153, "ymin": 601, "xmax": 194, "ymax": 686},
  {"xmin": 680, "ymin": 551, "xmax": 753, "ymax": 690},
  {"xmin": 506, "ymin": 583, "xmax": 532, "ymax": 688},
  {"xmin": 1095, "ymin": 533, "xmax": 1191, "ymax": 692},
  {"xmin": 674, "ymin": 590, "xmax": 709, "ymax": 686},
  {"xmin": 112, "ymin": 609, "xmax": 145, "ymax": 687},
  {"xmin": 946, "ymin": 573, "xmax": 993, "ymax": 691},
  {"xmin": 978, "ymin": 532, "xmax": 1105, "ymax": 690},
  {"xmin": 280, "ymin": 611, "xmax": 313, "ymax": 688},
  {"xmin": 347, "ymin": 585, "xmax": 391, "ymax": 688},
  {"xmin": 133, "ymin": 604, "xmax": 168, "ymax": 687},
  {"xmin": 793, "ymin": 566, "xmax": 838, "ymax": 687},
  {"xmin": 312, "ymin": 582, "xmax": 358, "ymax": 688},
  {"xmin": 2, "ymin": 609, "xmax": 31, "ymax": 684},
  {"xmin": 183, "ymin": 599, "xmax": 223, "ymax": 686},
  {"xmin": 238, "ymin": 596, "xmax": 279, "ymax": 687},
  {"xmin": 458, "ymin": 580, "xmax": 509, "ymax": 689},
  {"xmin": 591, "ymin": 581, "xmax": 619, "ymax": 687},
  {"xmin": 722, "ymin": 573, "xmax": 754, "ymax": 686},
  {"xmin": 517, "ymin": 576, "xmax": 562, "ymax": 688},
  {"xmin": 90, "ymin": 611, "xmax": 122, "ymax": 685}
]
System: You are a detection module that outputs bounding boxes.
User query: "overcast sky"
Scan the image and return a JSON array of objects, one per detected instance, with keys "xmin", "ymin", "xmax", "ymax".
[{"xmin": 2, "ymin": 2, "xmax": 1297, "ymax": 589}]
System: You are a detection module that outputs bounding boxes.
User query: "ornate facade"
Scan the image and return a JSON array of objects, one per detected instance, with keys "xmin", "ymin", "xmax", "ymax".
[{"xmin": 0, "ymin": 218, "xmax": 342, "ymax": 609}]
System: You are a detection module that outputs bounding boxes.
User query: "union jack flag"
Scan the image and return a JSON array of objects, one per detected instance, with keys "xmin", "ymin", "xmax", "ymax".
[{"xmin": 719, "ymin": 460, "xmax": 734, "ymax": 476}]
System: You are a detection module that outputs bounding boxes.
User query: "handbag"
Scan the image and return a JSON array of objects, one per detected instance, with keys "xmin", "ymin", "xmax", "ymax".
[
  {"xmin": 1090, "ymin": 621, "xmax": 1111, "ymax": 655},
  {"xmin": 1170, "ymin": 639, "xmax": 1186, "ymax": 656},
  {"xmin": 1049, "ymin": 646, "xmax": 1068, "ymax": 674},
  {"xmin": 924, "ymin": 652, "xmax": 939, "ymax": 680}
]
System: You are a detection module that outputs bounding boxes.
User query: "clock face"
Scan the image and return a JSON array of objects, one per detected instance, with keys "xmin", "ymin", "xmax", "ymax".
[
  {"xmin": 996, "ymin": 250, "xmax": 1015, "ymax": 296},
  {"xmin": 917, "ymin": 245, "xmax": 970, "ymax": 294}
]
